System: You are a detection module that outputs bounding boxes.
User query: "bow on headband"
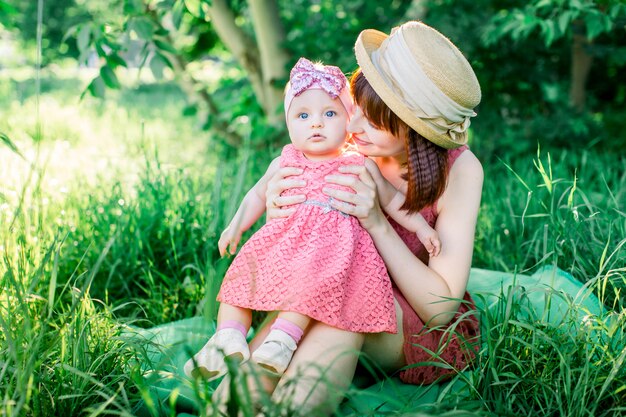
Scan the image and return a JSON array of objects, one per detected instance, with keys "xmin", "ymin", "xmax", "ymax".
[{"xmin": 289, "ymin": 57, "xmax": 346, "ymax": 99}]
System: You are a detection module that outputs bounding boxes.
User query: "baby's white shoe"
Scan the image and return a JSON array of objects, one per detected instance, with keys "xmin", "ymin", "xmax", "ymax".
[
  {"xmin": 184, "ymin": 328, "xmax": 250, "ymax": 380},
  {"xmin": 251, "ymin": 329, "xmax": 297, "ymax": 375}
]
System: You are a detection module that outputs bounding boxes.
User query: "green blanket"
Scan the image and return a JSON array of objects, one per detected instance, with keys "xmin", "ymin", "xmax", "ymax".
[{"xmin": 130, "ymin": 266, "xmax": 602, "ymax": 416}]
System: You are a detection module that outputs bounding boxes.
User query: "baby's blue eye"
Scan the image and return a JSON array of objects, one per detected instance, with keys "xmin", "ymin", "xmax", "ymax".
[
  {"xmin": 298, "ymin": 113, "xmax": 309, "ymax": 119},
  {"xmin": 325, "ymin": 110, "xmax": 336, "ymax": 117}
]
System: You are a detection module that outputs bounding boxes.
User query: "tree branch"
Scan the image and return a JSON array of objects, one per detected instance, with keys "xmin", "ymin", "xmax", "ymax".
[{"xmin": 146, "ymin": 6, "xmax": 245, "ymax": 147}]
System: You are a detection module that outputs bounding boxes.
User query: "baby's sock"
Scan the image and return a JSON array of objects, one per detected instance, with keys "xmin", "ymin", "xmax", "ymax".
[
  {"xmin": 217, "ymin": 320, "xmax": 247, "ymax": 338},
  {"xmin": 271, "ymin": 317, "xmax": 304, "ymax": 344}
]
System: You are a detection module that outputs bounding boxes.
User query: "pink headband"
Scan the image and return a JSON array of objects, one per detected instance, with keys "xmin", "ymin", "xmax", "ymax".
[{"xmin": 284, "ymin": 57, "xmax": 353, "ymax": 118}]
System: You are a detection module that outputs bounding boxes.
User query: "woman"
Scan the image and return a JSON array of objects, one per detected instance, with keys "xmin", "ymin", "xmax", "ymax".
[{"xmin": 214, "ymin": 21, "xmax": 483, "ymax": 415}]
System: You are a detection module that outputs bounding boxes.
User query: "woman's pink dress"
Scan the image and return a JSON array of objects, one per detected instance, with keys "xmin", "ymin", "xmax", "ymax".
[
  {"xmin": 392, "ymin": 145, "xmax": 480, "ymax": 384},
  {"xmin": 217, "ymin": 144, "xmax": 397, "ymax": 334}
]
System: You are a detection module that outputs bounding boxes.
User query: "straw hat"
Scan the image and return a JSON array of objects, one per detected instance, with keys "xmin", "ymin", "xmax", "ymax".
[{"xmin": 354, "ymin": 21, "xmax": 481, "ymax": 149}]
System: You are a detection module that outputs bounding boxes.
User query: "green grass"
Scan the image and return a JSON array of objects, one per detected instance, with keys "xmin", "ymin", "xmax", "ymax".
[{"xmin": 1, "ymin": 68, "xmax": 625, "ymax": 416}]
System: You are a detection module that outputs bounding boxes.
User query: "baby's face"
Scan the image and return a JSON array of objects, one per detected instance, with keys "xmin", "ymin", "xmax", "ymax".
[{"xmin": 286, "ymin": 89, "xmax": 349, "ymax": 161}]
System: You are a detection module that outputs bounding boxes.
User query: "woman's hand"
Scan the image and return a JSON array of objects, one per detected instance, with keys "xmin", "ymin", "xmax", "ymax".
[
  {"xmin": 265, "ymin": 166, "xmax": 307, "ymax": 220},
  {"xmin": 323, "ymin": 164, "xmax": 387, "ymax": 231}
]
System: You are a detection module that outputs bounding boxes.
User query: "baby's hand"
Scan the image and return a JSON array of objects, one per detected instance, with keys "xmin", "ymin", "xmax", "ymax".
[
  {"xmin": 218, "ymin": 226, "xmax": 241, "ymax": 257},
  {"xmin": 417, "ymin": 227, "xmax": 441, "ymax": 257}
]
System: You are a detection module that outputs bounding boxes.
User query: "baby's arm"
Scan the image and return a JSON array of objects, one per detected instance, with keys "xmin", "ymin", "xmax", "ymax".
[
  {"xmin": 363, "ymin": 159, "xmax": 441, "ymax": 257},
  {"xmin": 218, "ymin": 157, "xmax": 281, "ymax": 256}
]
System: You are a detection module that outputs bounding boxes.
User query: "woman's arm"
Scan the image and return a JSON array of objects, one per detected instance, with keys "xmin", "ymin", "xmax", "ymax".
[
  {"xmin": 364, "ymin": 159, "xmax": 441, "ymax": 257},
  {"xmin": 218, "ymin": 157, "xmax": 282, "ymax": 256},
  {"xmin": 324, "ymin": 152, "xmax": 483, "ymax": 326}
]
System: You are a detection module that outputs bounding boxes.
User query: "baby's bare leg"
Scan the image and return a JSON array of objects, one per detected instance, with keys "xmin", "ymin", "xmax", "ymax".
[
  {"xmin": 184, "ymin": 303, "xmax": 252, "ymax": 380},
  {"xmin": 218, "ymin": 303, "xmax": 252, "ymax": 328},
  {"xmin": 275, "ymin": 310, "xmax": 310, "ymax": 329},
  {"xmin": 252, "ymin": 310, "xmax": 311, "ymax": 375}
]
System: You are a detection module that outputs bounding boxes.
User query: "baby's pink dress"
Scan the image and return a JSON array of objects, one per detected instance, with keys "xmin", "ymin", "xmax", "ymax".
[{"xmin": 217, "ymin": 144, "xmax": 397, "ymax": 333}]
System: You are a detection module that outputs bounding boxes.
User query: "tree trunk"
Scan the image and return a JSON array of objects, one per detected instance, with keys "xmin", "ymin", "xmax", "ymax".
[
  {"xmin": 146, "ymin": 6, "xmax": 245, "ymax": 147},
  {"xmin": 248, "ymin": 0, "xmax": 290, "ymax": 126},
  {"xmin": 206, "ymin": 0, "xmax": 267, "ymax": 111},
  {"xmin": 570, "ymin": 31, "xmax": 593, "ymax": 112}
]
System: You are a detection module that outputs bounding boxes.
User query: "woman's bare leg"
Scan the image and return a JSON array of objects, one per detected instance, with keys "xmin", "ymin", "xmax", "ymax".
[
  {"xmin": 272, "ymin": 321, "xmax": 365, "ymax": 416},
  {"xmin": 362, "ymin": 300, "xmax": 405, "ymax": 372}
]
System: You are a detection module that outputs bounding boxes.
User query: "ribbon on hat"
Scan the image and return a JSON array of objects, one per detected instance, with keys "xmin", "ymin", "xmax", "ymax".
[
  {"xmin": 371, "ymin": 28, "xmax": 476, "ymax": 143},
  {"xmin": 289, "ymin": 57, "xmax": 346, "ymax": 99}
]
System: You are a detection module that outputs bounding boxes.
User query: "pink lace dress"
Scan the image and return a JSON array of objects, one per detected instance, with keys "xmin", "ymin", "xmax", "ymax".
[{"xmin": 217, "ymin": 144, "xmax": 397, "ymax": 334}]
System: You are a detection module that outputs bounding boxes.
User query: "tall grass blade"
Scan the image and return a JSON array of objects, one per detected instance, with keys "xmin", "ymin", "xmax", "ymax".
[
  {"xmin": 497, "ymin": 157, "xmax": 532, "ymax": 192},
  {"xmin": 533, "ymin": 145, "xmax": 553, "ymax": 194},
  {"xmin": 0, "ymin": 132, "xmax": 25, "ymax": 159},
  {"xmin": 48, "ymin": 237, "xmax": 60, "ymax": 319},
  {"xmin": 34, "ymin": 0, "xmax": 43, "ymax": 142},
  {"xmin": 567, "ymin": 170, "xmax": 577, "ymax": 209}
]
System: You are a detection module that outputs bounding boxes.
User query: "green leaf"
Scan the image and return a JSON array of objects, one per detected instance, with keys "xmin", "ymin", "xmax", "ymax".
[
  {"xmin": 131, "ymin": 17, "xmax": 155, "ymax": 40},
  {"xmin": 185, "ymin": 0, "xmax": 210, "ymax": 20},
  {"xmin": 157, "ymin": 0, "xmax": 176, "ymax": 8},
  {"xmin": 87, "ymin": 76, "xmax": 106, "ymax": 98},
  {"xmin": 99, "ymin": 35, "xmax": 121, "ymax": 52},
  {"xmin": 62, "ymin": 25, "xmax": 78, "ymax": 44},
  {"xmin": 77, "ymin": 24, "xmax": 91, "ymax": 53},
  {"xmin": 107, "ymin": 53, "xmax": 128, "ymax": 69},
  {"xmin": 535, "ymin": 0, "xmax": 552, "ymax": 9},
  {"xmin": 182, "ymin": 104, "xmax": 198, "ymax": 116},
  {"xmin": 94, "ymin": 40, "xmax": 107, "ymax": 57},
  {"xmin": 154, "ymin": 27, "xmax": 169, "ymax": 37},
  {"xmin": 541, "ymin": 19, "xmax": 557, "ymax": 47},
  {"xmin": 184, "ymin": 0, "xmax": 202, "ymax": 18},
  {"xmin": 602, "ymin": 13, "xmax": 614, "ymax": 33},
  {"xmin": 77, "ymin": 48, "xmax": 93, "ymax": 65},
  {"xmin": 570, "ymin": 0, "xmax": 584, "ymax": 11},
  {"xmin": 609, "ymin": 4, "xmax": 626, "ymax": 19},
  {"xmin": 124, "ymin": 0, "xmax": 145, "ymax": 14},
  {"xmin": 100, "ymin": 66, "xmax": 121, "ymax": 89},
  {"xmin": 160, "ymin": 52, "xmax": 174, "ymax": 69},
  {"xmin": 154, "ymin": 39, "xmax": 178, "ymax": 54},
  {"xmin": 172, "ymin": 0, "xmax": 185, "ymax": 29},
  {"xmin": 557, "ymin": 10, "xmax": 572, "ymax": 34},
  {"xmin": 149, "ymin": 53, "xmax": 166, "ymax": 79},
  {"xmin": 585, "ymin": 12, "xmax": 606, "ymax": 39},
  {"xmin": 1, "ymin": 132, "xmax": 25, "ymax": 159}
]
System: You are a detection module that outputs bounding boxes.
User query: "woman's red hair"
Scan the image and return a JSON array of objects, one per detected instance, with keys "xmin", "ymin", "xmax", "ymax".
[{"xmin": 350, "ymin": 70, "xmax": 449, "ymax": 214}]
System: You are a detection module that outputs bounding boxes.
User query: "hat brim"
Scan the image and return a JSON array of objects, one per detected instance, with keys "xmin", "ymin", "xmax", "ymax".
[{"xmin": 354, "ymin": 28, "xmax": 467, "ymax": 149}]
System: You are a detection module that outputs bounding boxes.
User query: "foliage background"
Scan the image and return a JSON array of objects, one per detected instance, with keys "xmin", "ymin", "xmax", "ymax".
[{"xmin": 1, "ymin": 0, "xmax": 625, "ymax": 416}]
